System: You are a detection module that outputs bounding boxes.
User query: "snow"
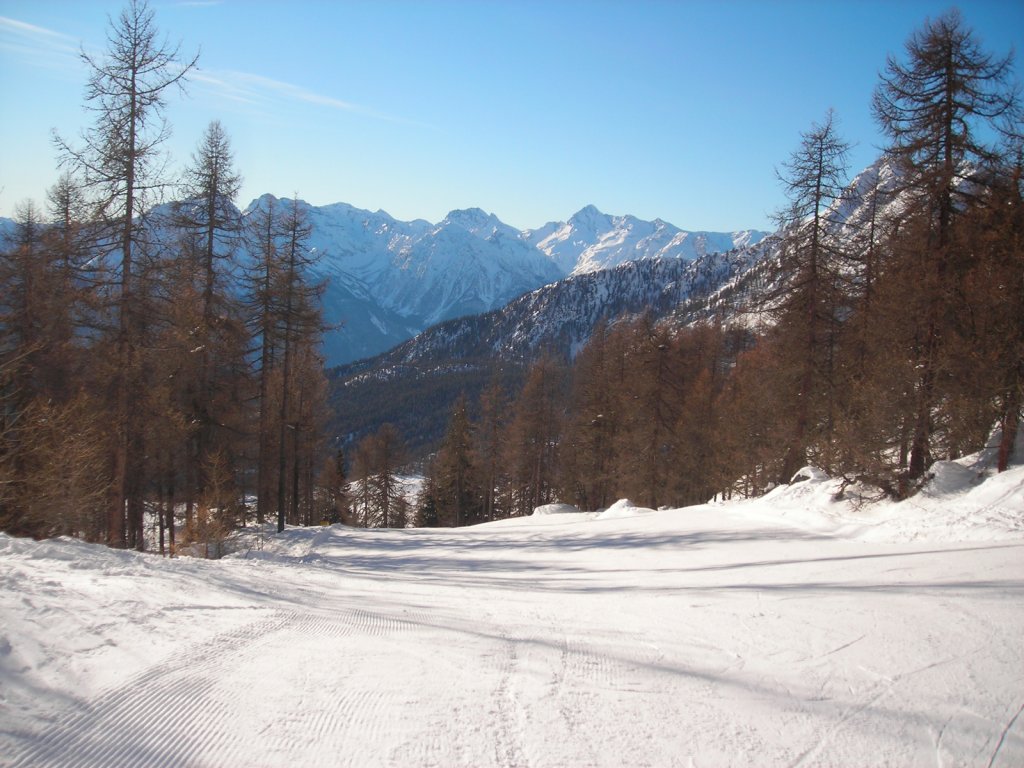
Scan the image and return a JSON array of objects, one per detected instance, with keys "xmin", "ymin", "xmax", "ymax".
[
  {"xmin": 1, "ymin": 454, "xmax": 1022, "ymax": 767},
  {"xmin": 593, "ymin": 498, "xmax": 656, "ymax": 519},
  {"xmin": 531, "ymin": 502, "xmax": 580, "ymax": 516},
  {"xmin": 527, "ymin": 204, "xmax": 769, "ymax": 277}
]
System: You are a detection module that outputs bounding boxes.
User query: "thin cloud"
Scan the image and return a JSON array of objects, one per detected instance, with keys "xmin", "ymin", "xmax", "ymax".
[
  {"xmin": 0, "ymin": 15, "xmax": 82, "ymax": 73},
  {"xmin": 0, "ymin": 15, "xmax": 77, "ymax": 51},
  {"xmin": 0, "ymin": 14, "xmax": 433, "ymax": 131},
  {"xmin": 193, "ymin": 67, "xmax": 426, "ymax": 127},
  {"xmin": 226, "ymin": 70, "xmax": 366, "ymax": 113},
  {"xmin": 0, "ymin": 15, "xmax": 75, "ymax": 42}
]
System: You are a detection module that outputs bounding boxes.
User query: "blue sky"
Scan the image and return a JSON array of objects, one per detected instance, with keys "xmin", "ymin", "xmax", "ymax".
[{"xmin": 1, "ymin": 1, "xmax": 1021, "ymax": 231}]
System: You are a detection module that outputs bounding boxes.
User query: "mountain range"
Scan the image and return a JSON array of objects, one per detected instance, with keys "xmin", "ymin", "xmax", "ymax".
[
  {"xmin": 271, "ymin": 198, "xmax": 767, "ymax": 365},
  {"xmin": 0, "ymin": 196, "xmax": 766, "ymax": 366},
  {"xmin": 326, "ymin": 157, "xmax": 909, "ymax": 455}
]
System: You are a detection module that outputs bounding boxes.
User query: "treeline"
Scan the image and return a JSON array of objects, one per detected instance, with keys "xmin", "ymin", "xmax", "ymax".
[
  {"xmin": 0, "ymin": 1, "xmax": 331, "ymax": 548},
  {"xmin": 416, "ymin": 9, "xmax": 1022, "ymax": 523},
  {"xmin": 415, "ymin": 324, "xmax": 749, "ymax": 526}
]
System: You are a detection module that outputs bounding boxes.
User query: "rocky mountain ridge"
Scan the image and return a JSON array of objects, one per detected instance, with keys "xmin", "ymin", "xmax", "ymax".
[{"xmin": 253, "ymin": 196, "xmax": 765, "ymax": 364}]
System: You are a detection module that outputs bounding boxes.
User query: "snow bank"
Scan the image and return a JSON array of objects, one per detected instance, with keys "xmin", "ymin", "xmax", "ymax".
[
  {"xmin": 594, "ymin": 499, "xmax": 656, "ymax": 519},
  {"xmin": 726, "ymin": 455, "xmax": 1024, "ymax": 544},
  {"xmin": 531, "ymin": 503, "xmax": 580, "ymax": 516}
]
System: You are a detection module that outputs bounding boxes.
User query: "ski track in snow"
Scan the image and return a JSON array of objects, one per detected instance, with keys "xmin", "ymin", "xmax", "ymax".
[
  {"xmin": 4, "ymin": 603, "xmax": 452, "ymax": 768},
  {"xmin": 2, "ymin": 477, "xmax": 1023, "ymax": 768}
]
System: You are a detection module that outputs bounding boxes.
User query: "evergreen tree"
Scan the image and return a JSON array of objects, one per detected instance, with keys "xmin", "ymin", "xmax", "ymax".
[
  {"xmin": 54, "ymin": 0, "xmax": 198, "ymax": 547},
  {"xmin": 317, "ymin": 449, "xmax": 349, "ymax": 524},
  {"xmin": 414, "ymin": 470, "xmax": 441, "ymax": 528},
  {"xmin": 504, "ymin": 356, "xmax": 565, "ymax": 516},
  {"xmin": 472, "ymin": 378, "xmax": 507, "ymax": 522},
  {"xmin": 171, "ymin": 120, "xmax": 248, "ymax": 512},
  {"xmin": 771, "ymin": 110, "xmax": 851, "ymax": 479},
  {"xmin": 370, "ymin": 424, "xmax": 405, "ymax": 528},
  {"xmin": 433, "ymin": 396, "xmax": 480, "ymax": 527},
  {"xmin": 872, "ymin": 9, "xmax": 1019, "ymax": 485}
]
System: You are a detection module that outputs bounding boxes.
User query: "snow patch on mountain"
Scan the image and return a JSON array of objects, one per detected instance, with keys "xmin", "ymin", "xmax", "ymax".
[{"xmin": 526, "ymin": 204, "xmax": 768, "ymax": 276}]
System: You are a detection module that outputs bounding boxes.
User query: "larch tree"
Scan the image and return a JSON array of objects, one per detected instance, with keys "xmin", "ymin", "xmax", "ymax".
[
  {"xmin": 472, "ymin": 379, "xmax": 507, "ymax": 522},
  {"xmin": 771, "ymin": 109, "xmax": 851, "ymax": 480},
  {"xmin": 350, "ymin": 434, "xmax": 375, "ymax": 528},
  {"xmin": 0, "ymin": 201, "xmax": 109, "ymax": 539},
  {"xmin": 670, "ymin": 322, "xmax": 731, "ymax": 505},
  {"xmin": 952, "ymin": 148, "xmax": 1024, "ymax": 472},
  {"xmin": 434, "ymin": 395, "xmax": 479, "ymax": 527},
  {"xmin": 172, "ymin": 120, "xmax": 247, "ymax": 510},
  {"xmin": 272, "ymin": 197, "xmax": 322, "ymax": 532},
  {"xmin": 503, "ymin": 356, "xmax": 565, "ymax": 516},
  {"xmin": 243, "ymin": 195, "xmax": 325, "ymax": 531},
  {"xmin": 871, "ymin": 8, "xmax": 1019, "ymax": 485},
  {"xmin": 370, "ymin": 423, "xmax": 405, "ymax": 529},
  {"xmin": 244, "ymin": 196, "xmax": 281, "ymax": 526},
  {"xmin": 288, "ymin": 342, "xmax": 330, "ymax": 526},
  {"xmin": 560, "ymin": 320, "xmax": 624, "ymax": 511},
  {"xmin": 614, "ymin": 317, "xmax": 681, "ymax": 509},
  {"xmin": 54, "ymin": 0, "xmax": 198, "ymax": 547}
]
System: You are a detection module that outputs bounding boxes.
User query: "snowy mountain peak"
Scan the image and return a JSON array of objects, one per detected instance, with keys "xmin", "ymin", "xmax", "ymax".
[
  {"xmin": 439, "ymin": 207, "xmax": 507, "ymax": 237},
  {"xmin": 243, "ymin": 192, "xmax": 281, "ymax": 215},
  {"xmin": 243, "ymin": 193, "xmax": 321, "ymax": 218},
  {"xmin": 527, "ymin": 205, "xmax": 768, "ymax": 277},
  {"xmin": 93, "ymin": 194, "xmax": 766, "ymax": 366},
  {"xmin": 568, "ymin": 204, "xmax": 612, "ymax": 231}
]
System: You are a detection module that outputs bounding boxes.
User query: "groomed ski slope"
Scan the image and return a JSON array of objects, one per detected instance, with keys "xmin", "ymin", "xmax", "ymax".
[{"xmin": 1, "ymin": 463, "xmax": 1022, "ymax": 767}]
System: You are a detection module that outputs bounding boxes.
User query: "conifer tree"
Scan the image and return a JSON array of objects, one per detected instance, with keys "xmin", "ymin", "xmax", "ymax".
[
  {"xmin": 504, "ymin": 356, "xmax": 565, "ymax": 516},
  {"xmin": 434, "ymin": 396, "xmax": 480, "ymax": 527},
  {"xmin": 415, "ymin": 471, "xmax": 441, "ymax": 528},
  {"xmin": 244, "ymin": 196, "xmax": 325, "ymax": 531},
  {"xmin": 244, "ymin": 197, "xmax": 281, "ymax": 525},
  {"xmin": 54, "ymin": 0, "xmax": 198, "ymax": 546},
  {"xmin": 172, "ymin": 120, "xmax": 247, "ymax": 511},
  {"xmin": 472, "ymin": 379, "xmax": 507, "ymax": 522},
  {"xmin": 614, "ymin": 318, "xmax": 681, "ymax": 508},
  {"xmin": 272, "ymin": 197, "xmax": 323, "ymax": 532},
  {"xmin": 560, "ymin": 321, "xmax": 624, "ymax": 510},
  {"xmin": 952, "ymin": 149, "xmax": 1024, "ymax": 472},
  {"xmin": 670, "ymin": 323, "xmax": 731, "ymax": 505},
  {"xmin": 370, "ymin": 423, "xmax": 405, "ymax": 528},
  {"xmin": 771, "ymin": 110, "xmax": 851, "ymax": 479},
  {"xmin": 317, "ymin": 449, "xmax": 349, "ymax": 524},
  {"xmin": 351, "ymin": 435, "xmax": 375, "ymax": 527},
  {"xmin": 872, "ymin": 9, "xmax": 1019, "ymax": 485}
]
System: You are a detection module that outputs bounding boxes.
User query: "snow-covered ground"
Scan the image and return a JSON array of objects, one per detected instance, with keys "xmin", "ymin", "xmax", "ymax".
[{"xmin": 1, "ymin": 457, "xmax": 1022, "ymax": 767}]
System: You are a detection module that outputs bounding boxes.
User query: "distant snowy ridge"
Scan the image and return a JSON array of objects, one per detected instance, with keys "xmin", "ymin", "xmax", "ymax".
[
  {"xmin": 358, "ymin": 245, "xmax": 765, "ymax": 369},
  {"xmin": 0, "ymin": 197, "xmax": 764, "ymax": 366},
  {"xmin": 679, "ymin": 155, "xmax": 911, "ymax": 331},
  {"xmin": 243, "ymin": 195, "xmax": 561, "ymax": 365},
  {"xmin": 525, "ymin": 203, "xmax": 767, "ymax": 276},
  {"xmin": 241, "ymin": 196, "xmax": 765, "ymax": 364}
]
